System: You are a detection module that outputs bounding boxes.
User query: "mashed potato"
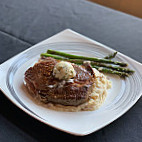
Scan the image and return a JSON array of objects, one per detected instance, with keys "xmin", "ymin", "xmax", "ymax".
[{"xmin": 33, "ymin": 68, "xmax": 111, "ymax": 112}]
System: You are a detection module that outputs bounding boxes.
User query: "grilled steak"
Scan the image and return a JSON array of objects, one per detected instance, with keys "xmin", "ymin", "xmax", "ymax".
[{"xmin": 25, "ymin": 57, "xmax": 95, "ymax": 106}]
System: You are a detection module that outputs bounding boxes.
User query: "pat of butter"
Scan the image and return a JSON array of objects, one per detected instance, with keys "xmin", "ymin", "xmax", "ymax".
[{"xmin": 53, "ymin": 61, "xmax": 76, "ymax": 80}]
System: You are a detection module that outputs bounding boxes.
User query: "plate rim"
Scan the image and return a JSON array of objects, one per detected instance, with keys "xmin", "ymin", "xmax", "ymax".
[{"xmin": 0, "ymin": 31, "xmax": 142, "ymax": 136}]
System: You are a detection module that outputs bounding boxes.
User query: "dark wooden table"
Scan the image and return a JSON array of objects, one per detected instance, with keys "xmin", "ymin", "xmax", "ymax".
[{"xmin": 0, "ymin": 0, "xmax": 142, "ymax": 141}]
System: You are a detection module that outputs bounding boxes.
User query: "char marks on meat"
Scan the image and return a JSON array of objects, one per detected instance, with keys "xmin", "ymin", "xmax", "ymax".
[{"xmin": 25, "ymin": 57, "xmax": 95, "ymax": 106}]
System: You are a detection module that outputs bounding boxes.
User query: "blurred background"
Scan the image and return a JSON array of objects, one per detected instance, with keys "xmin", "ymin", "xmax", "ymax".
[{"xmin": 90, "ymin": 0, "xmax": 142, "ymax": 18}]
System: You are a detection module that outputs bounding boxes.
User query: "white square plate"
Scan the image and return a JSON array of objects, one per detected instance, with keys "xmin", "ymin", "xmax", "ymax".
[{"xmin": 0, "ymin": 29, "xmax": 142, "ymax": 136}]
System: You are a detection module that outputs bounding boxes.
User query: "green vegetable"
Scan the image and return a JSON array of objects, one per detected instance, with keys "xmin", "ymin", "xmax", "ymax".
[
  {"xmin": 92, "ymin": 65, "xmax": 129, "ymax": 78},
  {"xmin": 41, "ymin": 51, "xmax": 134, "ymax": 77},
  {"xmin": 47, "ymin": 49, "xmax": 127, "ymax": 67},
  {"xmin": 104, "ymin": 52, "xmax": 117, "ymax": 59},
  {"xmin": 91, "ymin": 62, "xmax": 134, "ymax": 74}
]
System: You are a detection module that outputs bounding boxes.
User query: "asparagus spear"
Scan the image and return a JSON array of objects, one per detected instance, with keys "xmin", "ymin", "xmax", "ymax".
[
  {"xmin": 63, "ymin": 58, "xmax": 134, "ymax": 74},
  {"xmin": 47, "ymin": 49, "xmax": 127, "ymax": 67},
  {"xmin": 91, "ymin": 62, "xmax": 134, "ymax": 74},
  {"xmin": 62, "ymin": 59, "xmax": 134, "ymax": 74},
  {"xmin": 41, "ymin": 53, "xmax": 84, "ymax": 64},
  {"xmin": 41, "ymin": 53, "xmax": 66, "ymax": 60},
  {"xmin": 104, "ymin": 52, "xmax": 117, "ymax": 59},
  {"xmin": 41, "ymin": 53, "xmax": 134, "ymax": 76},
  {"xmin": 92, "ymin": 65, "xmax": 129, "ymax": 77}
]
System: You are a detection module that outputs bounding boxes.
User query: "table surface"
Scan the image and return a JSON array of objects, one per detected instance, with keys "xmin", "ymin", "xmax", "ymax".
[{"xmin": 0, "ymin": 0, "xmax": 142, "ymax": 141}]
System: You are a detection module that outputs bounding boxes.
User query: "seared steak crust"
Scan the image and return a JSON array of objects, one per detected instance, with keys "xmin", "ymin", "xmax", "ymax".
[{"xmin": 25, "ymin": 57, "xmax": 94, "ymax": 106}]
